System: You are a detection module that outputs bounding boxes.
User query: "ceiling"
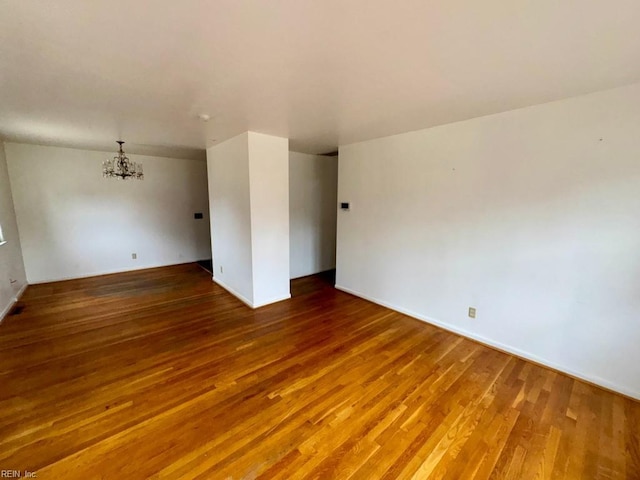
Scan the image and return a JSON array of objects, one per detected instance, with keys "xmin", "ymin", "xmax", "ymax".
[{"xmin": 1, "ymin": 0, "xmax": 640, "ymax": 160}]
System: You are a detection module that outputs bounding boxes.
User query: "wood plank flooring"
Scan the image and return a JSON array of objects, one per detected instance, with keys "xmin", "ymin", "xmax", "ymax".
[{"xmin": 0, "ymin": 263, "xmax": 638, "ymax": 479}]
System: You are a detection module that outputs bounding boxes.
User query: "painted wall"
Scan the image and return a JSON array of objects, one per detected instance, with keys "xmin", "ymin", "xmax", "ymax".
[
  {"xmin": 249, "ymin": 133, "xmax": 290, "ymax": 307},
  {"xmin": 207, "ymin": 133, "xmax": 254, "ymax": 305},
  {"xmin": 336, "ymin": 82, "xmax": 640, "ymax": 399},
  {"xmin": 207, "ymin": 132, "xmax": 290, "ymax": 308},
  {"xmin": 5, "ymin": 143, "xmax": 211, "ymax": 283},
  {"xmin": 289, "ymin": 152, "xmax": 338, "ymax": 279},
  {"xmin": 0, "ymin": 143, "xmax": 27, "ymax": 320}
]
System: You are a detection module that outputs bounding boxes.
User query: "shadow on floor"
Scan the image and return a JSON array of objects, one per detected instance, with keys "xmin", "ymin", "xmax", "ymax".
[
  {"xmin": 290, "ymin": 269, "xmax": 336, "ymax": 297},
  {"xmin": 197, "ymin": 259, "xmax": 213, "ymax": 274}
]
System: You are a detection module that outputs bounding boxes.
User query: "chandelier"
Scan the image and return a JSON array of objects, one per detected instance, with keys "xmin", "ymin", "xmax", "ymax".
[{"xmin": 102, "ymin": 141, "xmax": 144, "ymax": 180}]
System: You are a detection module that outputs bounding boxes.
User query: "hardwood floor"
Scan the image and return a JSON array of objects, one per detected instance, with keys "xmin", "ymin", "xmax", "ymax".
[{"xmin": 0, "ymin": 263, "xmax": 638, "ymax": 479}]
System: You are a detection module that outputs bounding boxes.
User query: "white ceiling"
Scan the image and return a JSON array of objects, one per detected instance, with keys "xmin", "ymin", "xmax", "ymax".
[{"xmin": 1, "ymin": 0, "xmax": 640, "ymax": 160}]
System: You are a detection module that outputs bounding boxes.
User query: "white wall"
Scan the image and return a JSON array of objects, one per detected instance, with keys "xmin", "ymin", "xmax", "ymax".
[
  {"xmin": 249, "ymin": 133, "xmax": 290, "ymax": 306},
  {"xmin": 207, "ymin": 133, "xmax": 254, "ymax": 305},
  {"xmin": 289, "ymin": 152, "xmax": 338, "ymax": 279},
  {"xmin": 207, "ymin": 132, "xmax": 290, "ymax": 308},
  {"xmin": 207, "ymin": 132, "xmax": 291, "ymax": 308},
  {"xmin": 336, "ymin": 82, "xmax": 640, "ymax": 399},
  {"xmin": 0, "ymin": 143, "xmax": 27, "ymax": 320},
  {"xmin": 6, "ymin": 143, "xmax": 211, "ymax": 283}
]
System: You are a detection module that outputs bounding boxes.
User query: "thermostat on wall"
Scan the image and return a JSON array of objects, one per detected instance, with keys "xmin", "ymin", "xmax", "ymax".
[{"xmin": 340, "ymin": 202, "xmax": 350, "ymax": 211}]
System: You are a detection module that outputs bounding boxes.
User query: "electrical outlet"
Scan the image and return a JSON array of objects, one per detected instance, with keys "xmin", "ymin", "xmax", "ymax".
[
  {"xmin": 220, "ymin": 266, "xmax": 223, "ymax": 274},
  {"xmin": 132, "ymin": 253, "xmax": 137, "ymax": 260},
  {"xmin": 468, "ymin": 307, "xmax": 476, "ymax": 319}
]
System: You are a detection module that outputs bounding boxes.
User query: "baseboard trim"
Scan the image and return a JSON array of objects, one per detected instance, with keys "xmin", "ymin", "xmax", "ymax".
[
  {"xmin": 212, "ymin": 277, "xmax": 291, "ymax": 309},
  {"xmin": 28, "ymin": 260, "xmax": 205, "ymax": 284},
  {"xmin": 253, "ymin": 294, "xmax": 292, "ymax": 309},
  {"xmin": 212, "ymin": 277, "xmax": 254, "ymax": 308},
  {"xmin": 290, "ymin": 267, "xmax": 336, "ymax": 280},
  {"xmin": 0, "ymin": 282, "xmax": 28, "ymax": 324},
  {"xmin": 334, "ymin": 284, "xmax": 640, "ymax": 401}
]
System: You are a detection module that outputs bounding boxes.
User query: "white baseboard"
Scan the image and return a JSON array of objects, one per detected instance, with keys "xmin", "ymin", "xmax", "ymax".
[
  {"xmin": 253, "ymin": 293, "xmax": 291, "ymax": 309},
  {"xmin": 290, "ymin": 266, "xmax": 336, "ymax": 280},
  {"xmin": 27, "ymin": 260, "xmax": 204, "ymax": 284},
  {"xmin": 0, "ymin": 282, "xmax": 28, "ymax": 323},
  {"xmin": 335, "ymin": 284, "xmax": 640, "ymax": 401},
  {"xmin": 212, "ymin": 276, "xmax": 254, "ymax": 308},
  {"xmin": 212, "ymin": 276, "xmax": 291, "ymax": 309}
]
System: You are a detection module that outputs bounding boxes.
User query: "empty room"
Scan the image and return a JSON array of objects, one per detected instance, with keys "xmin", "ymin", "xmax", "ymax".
[{"xmin": 1, "ymin": 1, "xmax": 639, "ymax": 479}]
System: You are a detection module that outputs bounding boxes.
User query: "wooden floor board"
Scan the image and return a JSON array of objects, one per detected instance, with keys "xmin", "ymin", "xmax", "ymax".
[{"xmin": 0, "ymin": 263, "xmax": 638, "ymax": 479}]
